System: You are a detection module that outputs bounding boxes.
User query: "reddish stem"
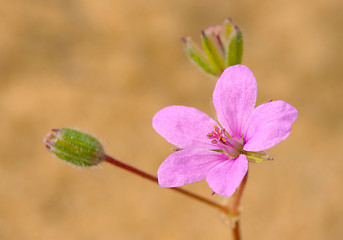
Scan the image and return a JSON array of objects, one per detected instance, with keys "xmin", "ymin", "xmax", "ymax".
[
  {"xmin": 229, "ymin": 172, "xmax": 248, "ymax": 240},
  {"xmin": 103, "ymin": 154, "xmax": 229, "ymax": 214},
  {"xmin": 232, "ymin": 221, "xmax": 241, "ymax": 240}
]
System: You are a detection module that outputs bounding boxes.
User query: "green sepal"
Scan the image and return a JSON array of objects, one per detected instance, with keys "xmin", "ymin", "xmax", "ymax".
[
  {"xmin": 60, "ymin": 128, "xmax": 103, "ymax": 154},
  {"xmin": 243, "ymin": 150, "xmax": 273, "ymax": 163},
  {"xmin": 226, "ymin": 27, "xmax": 243, "ymax": 67},
  {"xmin": 53, "ymin": 150, "xmax": 94, "ymax": 167},
  {"xmin": 201, "ymin": 32, "xmax": 225, "ymax": 75},
  {"xmin": 183, "ymin": 38, "xmax": 216, "ymax": 76}
]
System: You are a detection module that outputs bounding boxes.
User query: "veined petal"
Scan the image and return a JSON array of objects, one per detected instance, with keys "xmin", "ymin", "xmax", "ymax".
[
  {"xmin": 152, "ymin": 105, "xmax": 218, "ymax": 148},
  {"xmin": 206, "ymin": 154, "xmax": 248, "ymax": 197},
  {"xmin": 243, "ymin": 100, "xmax": 298, "ymax": 151},
  {"xmin": 213, "ymin": 65, "xmax": 257, "ymax": 138},
  {"xmin": 158, "ymin": 149, "xmax": 227, "ymax": 188}
]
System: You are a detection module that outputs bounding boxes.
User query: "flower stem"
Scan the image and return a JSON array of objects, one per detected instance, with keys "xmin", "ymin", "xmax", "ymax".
[
  {"xmin": 229, "ymin": 171, "xmax": 248, "ymax": 240},
  {"xmin": 103, "ymin": 154, "xmax": 230, "ymax": 214}
]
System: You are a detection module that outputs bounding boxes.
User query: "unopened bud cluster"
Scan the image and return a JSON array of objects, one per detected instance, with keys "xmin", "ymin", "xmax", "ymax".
[
  {"xmin": 182, "ymin": 18, "xmax": 243, "ymax": 76},
  {"xmin": 44, "ymin": 128, "xmax": 105, "ymax": 167}
]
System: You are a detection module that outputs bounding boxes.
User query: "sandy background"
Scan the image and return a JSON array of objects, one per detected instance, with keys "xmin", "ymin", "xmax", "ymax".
[{"xmin": 1, "ymin": 0, "xmax": 342, "ymax": 239}]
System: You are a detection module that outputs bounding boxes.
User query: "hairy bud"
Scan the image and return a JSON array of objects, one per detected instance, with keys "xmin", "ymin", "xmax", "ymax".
[{"xmin": 44, "ymin": 128, "xmax": 105, "ymax": 167}]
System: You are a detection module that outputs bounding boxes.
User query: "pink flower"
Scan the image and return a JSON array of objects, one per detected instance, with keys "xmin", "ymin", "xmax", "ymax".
[{"xmin": 152, "ymin": 65, "xmax": 298, "ymax": 197}]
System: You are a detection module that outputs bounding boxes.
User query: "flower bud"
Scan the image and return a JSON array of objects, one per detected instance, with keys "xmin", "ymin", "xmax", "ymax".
[
  {"xmin": 43, "ymin": 128, "xmax": 105, "ymax": 167},
  {"xmin": 182, "ymin": 18, "xmax": 243, "ymax": 76}
]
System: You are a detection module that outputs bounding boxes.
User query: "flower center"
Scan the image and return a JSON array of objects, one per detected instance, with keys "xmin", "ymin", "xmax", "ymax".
[{"xmin": 207, "ymin": 126, "xmax": 243, "ymax": 158}]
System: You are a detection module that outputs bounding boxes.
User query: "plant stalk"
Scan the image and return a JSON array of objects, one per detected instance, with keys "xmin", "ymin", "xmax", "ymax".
[
  {"xmin": 229, "ymin": 172, "xmax": 248, "ymax": 240},
  {"xmin": 104, "ymin": 154, "xmax": 230, "ymax": 214}
]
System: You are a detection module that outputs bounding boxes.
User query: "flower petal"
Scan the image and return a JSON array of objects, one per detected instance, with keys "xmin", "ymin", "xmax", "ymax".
[
  {"xmin": 243, "ymin": 100, "xmax": 298, "ymax": 151},
  {"xmin": 206, "ymin": 154, "xmax": 248, "ymax": 197},
  {"xmin": 157, "ymin": 149, "xmax": 227, "ymax": 187},
  {"xmin": 152, "ymin": 105, "xmax": 218, "ymax": 148},
  {"xmin": 213, "ymin": 65, "xmax": 257, "ymax": 138}
]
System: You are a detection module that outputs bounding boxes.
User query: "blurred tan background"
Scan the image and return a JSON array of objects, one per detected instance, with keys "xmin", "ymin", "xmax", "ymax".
[{"xmin": 1, "ymin": 0, "xmax": 342, "ymax": 239}]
